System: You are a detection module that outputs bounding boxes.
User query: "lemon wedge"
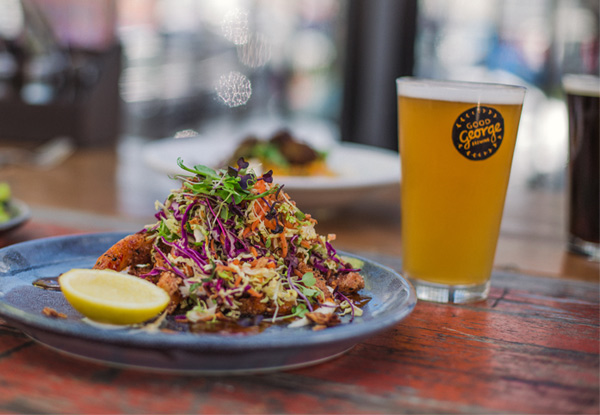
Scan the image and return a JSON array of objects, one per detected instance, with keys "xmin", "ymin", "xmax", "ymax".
[{"xmin": 59, "ymin": 269, "xmax": 170, "ymax": 325}]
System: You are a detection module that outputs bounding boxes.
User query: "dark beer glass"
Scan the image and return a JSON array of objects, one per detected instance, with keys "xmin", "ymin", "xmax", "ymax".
[{"xmin": 563, "ymin": 75, "xmax": 599, "ymax": 261}]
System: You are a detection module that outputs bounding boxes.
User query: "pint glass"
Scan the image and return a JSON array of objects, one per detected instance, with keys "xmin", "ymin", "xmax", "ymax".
[
  {"xmin": 563, "ymin": 74, "xmax": 599, "ymax": 261},
  {"xmin": 396, "ymin": 78, "xmax": 526, "ymax": 303}
]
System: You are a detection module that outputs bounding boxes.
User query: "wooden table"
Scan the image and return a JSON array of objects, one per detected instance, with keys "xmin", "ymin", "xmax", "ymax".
[{"xmin": 1, "ymin": 142, "xmax": 598, "ymax": 414}]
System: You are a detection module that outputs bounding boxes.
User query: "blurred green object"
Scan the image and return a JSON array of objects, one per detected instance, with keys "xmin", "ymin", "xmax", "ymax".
[{"xmin": 0, "ymin": 183, "xmax": 11, "ymax": 222}]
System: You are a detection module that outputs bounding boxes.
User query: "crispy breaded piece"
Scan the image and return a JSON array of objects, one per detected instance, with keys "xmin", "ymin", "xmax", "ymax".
[
  {"xmin": 306, "ymin": 311, "xmax": 340, "ymax": 330},
  {"xmin": 297, "ymin": 262, "xmax": 335, "ymax": 303},
  {"xmin": 93, "ymin": 233, "xmax": 153, "ymax": 272},
  {"xmin": 335, "ymin": 271, "xmax": 365, "ymax": 295},
  {"xmin": 157, "ymin": 271, "xmax": 182, "ymax": 313},
  {"xmin": 237, "ymin": 296, "xmax": 295, "ymax": 317}
]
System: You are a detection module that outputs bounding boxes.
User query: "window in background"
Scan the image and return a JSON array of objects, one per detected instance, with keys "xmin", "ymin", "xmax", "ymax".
[
  {"xmin": 117, "ymin": 0, "xmax": 348, "ymax": 146},
  {"xmin": 414, "ymin": 0, "xmax": 599, "ymax": 187},
  {"xmin": 0, "ymin": 0, "xmax": 120, "ymax": 147}
]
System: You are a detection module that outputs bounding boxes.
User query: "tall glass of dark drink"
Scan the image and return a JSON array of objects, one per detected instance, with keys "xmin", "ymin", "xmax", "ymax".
[{"xmin": 563, "ymin": 74, "xmax": 599, "ymax": 261}]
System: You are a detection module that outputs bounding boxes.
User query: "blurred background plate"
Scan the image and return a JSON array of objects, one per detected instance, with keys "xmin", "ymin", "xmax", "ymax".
[
  {"xmin": 142, "ymin": 137, "xmax": 400, "ymax": 210},
  {"xmin": 0, "ymin": 199, "xmax": 31, "ymax": 234}
]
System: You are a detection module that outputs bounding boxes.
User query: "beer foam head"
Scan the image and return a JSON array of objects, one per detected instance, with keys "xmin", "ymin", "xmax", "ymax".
[
  {"xmin": 562, "ymin": 74, "xmax": 600, "ymax": 97},
  {"xmin": 396, "ymin": 77, "xmax": 526, "ymax": 105}
]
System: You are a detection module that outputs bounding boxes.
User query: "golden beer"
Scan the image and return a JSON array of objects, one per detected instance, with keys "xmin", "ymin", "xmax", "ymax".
[{"xmin": 397, "ymin": 78, "xmax": 525, "ymax": 302}]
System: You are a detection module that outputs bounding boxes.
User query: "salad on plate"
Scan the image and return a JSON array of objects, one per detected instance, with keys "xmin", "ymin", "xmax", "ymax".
[{"xmin": 93, "ymin": 158, "xmax": 365, "ymax": 331}]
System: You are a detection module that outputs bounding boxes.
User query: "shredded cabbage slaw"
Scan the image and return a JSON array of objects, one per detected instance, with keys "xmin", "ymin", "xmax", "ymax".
[{"xmin": 140, "ymin": 158, "xmax": 363, "ymax": 328}]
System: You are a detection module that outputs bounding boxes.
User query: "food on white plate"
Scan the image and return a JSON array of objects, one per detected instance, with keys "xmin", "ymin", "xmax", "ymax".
[
  {"xmin": 225, "ymin": 130, "xmax": 334, "ymax": 177},
  {"xmin": 93, "ymin": 158, "xmax": 365, "ymax": 331},
  {"xmin": 0, "ymin": 183, "xmax": 12, "ymax": 223}
]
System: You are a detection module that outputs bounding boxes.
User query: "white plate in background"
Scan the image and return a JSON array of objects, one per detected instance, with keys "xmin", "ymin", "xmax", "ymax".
[
  {"xmin": 142, "ymin": 137, "xmax": 400, "ymax": 209},
  {"xmin": 142, "ymin": 138, "xmax": 400, "ymax": 209}
]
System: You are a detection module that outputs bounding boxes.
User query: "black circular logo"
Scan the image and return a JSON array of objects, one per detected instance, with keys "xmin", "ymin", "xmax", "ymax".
[{"xmin": 452, "ymin": 106, "xmax": 504, "ymax": 161}]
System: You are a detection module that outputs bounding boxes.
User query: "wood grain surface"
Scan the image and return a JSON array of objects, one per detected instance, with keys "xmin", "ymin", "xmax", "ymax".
[
  {"xmin": 0, "ymin": 250, "xmax": 597, "ymax": 415},
  {"xmin": 1, "ymin": 145, "xmax": 598, "ymax": 414}
]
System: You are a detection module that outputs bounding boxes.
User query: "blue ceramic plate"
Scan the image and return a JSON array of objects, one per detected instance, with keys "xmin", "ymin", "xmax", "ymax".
[
  {"xmin": 0, "ymin": 199, "xmax": 31, "ymax": 234},
  {"xmin": 0, "ymin": 232, "xmax": 416, "ymax": 374}
]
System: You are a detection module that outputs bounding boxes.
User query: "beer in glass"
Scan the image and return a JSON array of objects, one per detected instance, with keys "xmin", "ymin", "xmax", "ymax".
[
  {"xmin": 396, "ymin": 78, "xmax": 526, "ymax": 303},
  {"xmin": 563, "ymin": 74, "xmax": 599, "ymax": 261}
]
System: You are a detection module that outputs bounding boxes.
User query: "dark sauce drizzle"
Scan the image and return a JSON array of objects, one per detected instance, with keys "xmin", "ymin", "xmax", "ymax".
[{"xmin": 32, "ymin": 277, "xmax": 61, "ymax": 291}]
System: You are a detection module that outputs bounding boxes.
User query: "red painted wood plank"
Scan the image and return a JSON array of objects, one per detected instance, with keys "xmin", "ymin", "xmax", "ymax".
[
  {"xmin": 293, "ymin": 295, "xmax": 599, "ymax": 415},
  {"xmin": 493, "ymin": 289, "xmax": 600, "ymax": 324},
  {"xmin": 0, "ymin": 321, "xmax": 31, "ymax": 356},
  {"xmin": 0, "ymin": 307, "xmax": 596, "ymax": 415},
  {"xmin": 299, "ymin": 330, "xmax": 598, "ymax": 414},
  {"xmin": 0, "ymin": 344, "xmax": 372, "ymax": 414}
]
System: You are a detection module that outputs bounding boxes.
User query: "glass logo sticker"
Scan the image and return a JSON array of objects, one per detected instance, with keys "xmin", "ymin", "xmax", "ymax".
[{"xmin": 452, "ymin": 106, "xmax": 504, "ymax": 161}]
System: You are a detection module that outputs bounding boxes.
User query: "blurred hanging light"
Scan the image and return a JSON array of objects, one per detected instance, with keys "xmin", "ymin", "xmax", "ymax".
[
  {"xmin": 0, "ymin": 0, "xmax": 24, "ymax": 39},
  {"xmin": 215, "ymin": 70, "xmax": 252, "ymax": 107},
  {"xmin": 237, "ymin": 33, "xmax": 272, "ymax": 68},
  {"xmin": 174, "ymin": 129, "xmax": 199, "ymax": 139},
  {"xmin": 221, "ymin": 7, "xmax": 249, "ymax": 45}
]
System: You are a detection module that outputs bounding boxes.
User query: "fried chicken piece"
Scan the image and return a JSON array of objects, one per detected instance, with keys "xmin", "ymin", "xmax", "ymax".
[
  {"xmin": 93, "ymin": 233, "xmax": 153, "ymax": 272},
  {"xmin": 270, "ymin": 130, "xmax": 318, "ymax": 165},
  {"xmin": 157, "ymin": 271, "xmax": 182, "ymax": 313},
  {"xmin": 335, "ymin": 271, "xmax": 365, "ymax": 295},
  {"xmin": 237, "ymin": 296, "xmax": 295, "ymax": 317},
  {"xmin": 306, "ymin": 311, "xmax": 341, "ymax": 329},
  {"xmin": 237, "ymin": 296, "xmax": 267, "ymax": 315},
  {"xmin": 297, "ymin": 262, "xmax": 334, "ymax": 303}
]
